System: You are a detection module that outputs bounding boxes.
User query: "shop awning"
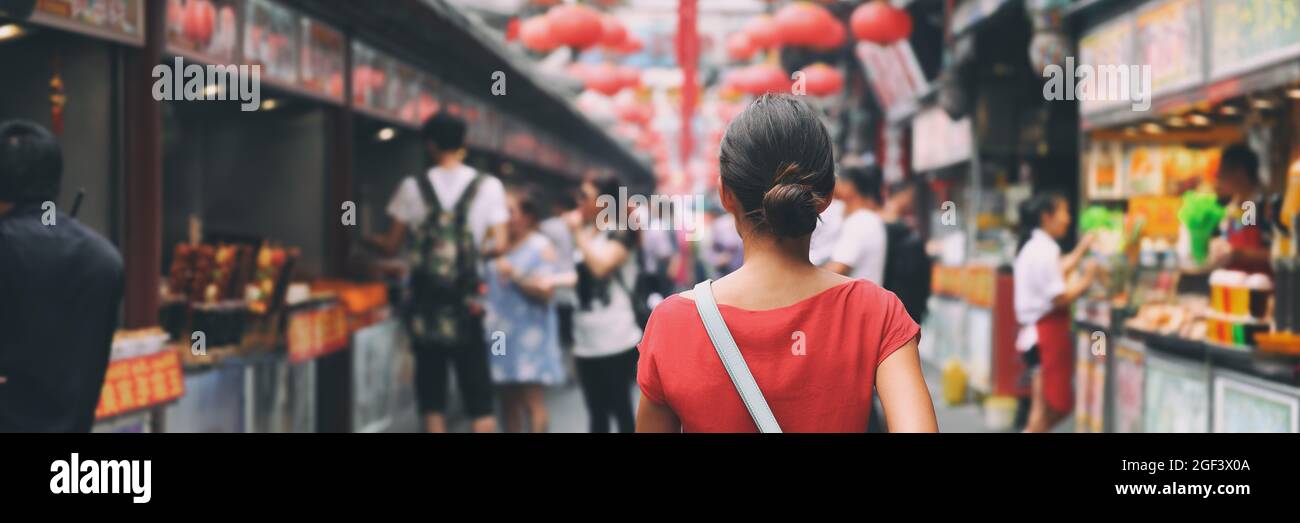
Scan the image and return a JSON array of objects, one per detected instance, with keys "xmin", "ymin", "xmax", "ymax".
[{"xmin": 280, "ymin": 0, "xmax": 653, "ymax": 186}]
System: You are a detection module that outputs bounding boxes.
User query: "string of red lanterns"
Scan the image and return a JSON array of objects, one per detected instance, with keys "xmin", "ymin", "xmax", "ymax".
[
  {"xmin": 722, "ymin": 0, "xmax": 911, "ymax": 58},
  {"xmin": 519, "ymin": 4, "xmax": 642, "ymax": 54}
]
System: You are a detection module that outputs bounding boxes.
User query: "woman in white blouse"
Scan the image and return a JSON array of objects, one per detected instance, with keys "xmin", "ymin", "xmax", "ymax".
[{"xmin": 1013, "ymin": 192, "xmax": 1098, "ymax": 433}]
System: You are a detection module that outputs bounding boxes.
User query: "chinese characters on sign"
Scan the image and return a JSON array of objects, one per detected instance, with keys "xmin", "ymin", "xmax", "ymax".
[{"xmin": 95, "ymin": 349, "xmax": 185, "ymax": 420}]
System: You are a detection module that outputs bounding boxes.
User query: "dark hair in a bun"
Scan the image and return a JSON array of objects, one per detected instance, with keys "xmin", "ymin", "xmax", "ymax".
[{"xmin": 719, "ymin": 94, "xmax": 834, "ymax": 238}]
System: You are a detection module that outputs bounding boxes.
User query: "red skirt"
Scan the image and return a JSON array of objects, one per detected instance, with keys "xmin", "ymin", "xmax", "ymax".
[{"xmin": 1036, "ymin": 309, "xmax": 1075, "ymax": 414}]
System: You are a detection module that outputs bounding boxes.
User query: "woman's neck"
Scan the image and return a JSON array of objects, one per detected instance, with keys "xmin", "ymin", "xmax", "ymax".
[{"xmin": 739, "ymin": 231, "xmax": 816, "ymax": 275}]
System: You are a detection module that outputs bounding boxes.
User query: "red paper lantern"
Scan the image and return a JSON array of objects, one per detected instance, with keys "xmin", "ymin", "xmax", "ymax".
[
  {"xmin": 600, "ymin": 16, "xmax": 628, "ymax": 48},
  {"xmin": 813, "ymin": 18, "xmax": 847, "ymax": 52},
  {"xmin": 618, "ymin": 35, "xmax": 644, "ymax": 54},
  {"xmin": 617, "ymin": 65, "xmax": 642, "ymax": 90},
  {"xmin": 851, "ymin": 0, "xmax": 913, "ymax": 45},
  {"xmin": 547, "ymin": 4, "xmax": 604, "ymax": 50},
  {"xmin": 744, "ymin": 15, "xmax": 779, "ymax": 49},
  {"xmin": 800, "ymin": 63, "xmax": 844, "ymax": 97},
  {"xmin": 614, "ymin": 96, "xmax": 653, "ymax": 125},
  {"xmin": 774, "ymin": 2, "xmax": 833, "ymax": 48},
  {"xmin": 741, "ymin": 64, "xmax": 790, "ymax": 96},
  {"xmin": 585, "ymin": 63, "xmax": 624, "ymax": 96},
  {"xmin": 568, "ymin": 62, "xmax": 595, "ymax": 85},
  {"xmin": 520, "ymin": 16, "xmax": 558, "ymax": 52},
  {"xmin": 506, "ymin": 18, "xmax": 521, "ymax": 42},
  {"xmin": 726, "ymin": 32, "xmax": 756, "ymax": 61}
]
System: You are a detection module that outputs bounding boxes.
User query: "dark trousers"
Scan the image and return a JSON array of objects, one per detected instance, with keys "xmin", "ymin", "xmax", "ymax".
[
  {"xmin": 575, "ymin": 348, "xmax": 638, "ymax": 433},
  {"xmin": 411, "ymin": 314, "xmax": 494, "ymax": 419}
]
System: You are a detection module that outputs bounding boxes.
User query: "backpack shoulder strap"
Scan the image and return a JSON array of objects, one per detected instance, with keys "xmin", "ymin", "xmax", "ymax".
[
  {"xmin": 691, "ymin": 280, "xmax": 782, "ymax": 433},
  {"xmin": 453, "ymin": 173, "xmax": 487, "ymax": 224},
  {"xmin": 413, "ymin": 173, "xmax": 444, "ymax": 218}
]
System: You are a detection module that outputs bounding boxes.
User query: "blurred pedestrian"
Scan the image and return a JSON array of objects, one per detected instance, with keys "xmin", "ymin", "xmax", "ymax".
[
  {"xmin": 1014, "ymin": 192, "xmax": 1098, "ymax": 433},
  {"xmin": 368, "ymin": 111, "xmax": 508, "ymax": 433},
  {"xmin": 637, "ymin": 200, "xmax": 678, "ymax": 309},
  {"xmin": 709, "ymin": 209, "xmax": 743, "ymax": 277},
  {"xmin": 484, "ymin": 190, "xmax": 573, "ymax": 432},
  {"xmin": 0, "ymin": 120, "xmax": 124, "ymax": 432},
  {"xmin": 538, "ymin": 191, "xmax": 579, "ymax": 351},
  {"xmin": 880, "ymin": 180, "xmax": 931, "ymax": 323},
  {"xmin": 565, "ymin": 175, "xmax": 643, "ymax": 433},
  {"xmin": 824, "ymin": 165, "xmax": 889, "ymax": 285},
  {"xmin": 807, "ymin": 175, "xmax": 846, "ymax": 266},
  {"xmin": 635, "ymin": 95, "xmax": 937, "ymax": 433}
]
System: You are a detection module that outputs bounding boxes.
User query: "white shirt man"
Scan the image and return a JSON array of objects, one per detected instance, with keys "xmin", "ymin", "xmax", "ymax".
[
  {"xmin": 829, "ymin": 207, "xmax": 888, "ymax": 284},
  {"xmin": 385, "ymin": 164, "xmax": 508, "ymax": 246}
]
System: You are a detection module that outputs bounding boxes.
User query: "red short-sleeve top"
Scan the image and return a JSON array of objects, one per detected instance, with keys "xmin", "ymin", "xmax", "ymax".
[{"xmin": 637, "ymin": 279, "xmax": 920, "ymax": 433}]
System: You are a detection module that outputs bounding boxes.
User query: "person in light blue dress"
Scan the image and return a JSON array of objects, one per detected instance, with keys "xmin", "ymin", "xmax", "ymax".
[{"xmin": 483, "ymin": 191, "xmax": 574, "ymax": 432}]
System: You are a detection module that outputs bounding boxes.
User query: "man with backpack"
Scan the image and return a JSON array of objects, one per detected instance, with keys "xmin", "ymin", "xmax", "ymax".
[{"xmin": 369, "ymin": 111, "xmax": 508, "ymax": 433}]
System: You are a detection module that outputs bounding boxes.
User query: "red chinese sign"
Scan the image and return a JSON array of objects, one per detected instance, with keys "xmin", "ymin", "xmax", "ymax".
[
  {"xmin": 287, "ymin": 303, "xmax": 349, "ymax": 363},
  {"xmin": 95, "ymin": 350, "xmax": 185, "ymax": 420}
]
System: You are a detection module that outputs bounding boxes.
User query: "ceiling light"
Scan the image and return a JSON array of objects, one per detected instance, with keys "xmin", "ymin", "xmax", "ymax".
[
  {"xmin": 1188, "ymin": 114, "xmax": 1210, "ymax": 126},
  {"xmin": 260, "ymin": 99, "xmax": 279, "ymax": 111},
  {"xmin": 377, "ymin": 128, "xmax": 396, "ymax": 141},
  {"xmin": 0, "ymin": 24, "xmax": 25, "ymax": 41},
  {"xmin": 1287, "ymin": 88, "xmax": 1300, "ymax": 100},
  {"xmin": 1142, "ymin": 123, "xmax": 1164, "ymax": 134},
  {"xmin": 1252, "ymin": 98, "xmax": 1275, "ymax": 110},
  {"xmin": 1219, "ymin": 105, "xmax": 1239, "ymax": 116},
  {"xmin": 1166, "ymin": 116, "xmax": 1187, "ymax": 128}
]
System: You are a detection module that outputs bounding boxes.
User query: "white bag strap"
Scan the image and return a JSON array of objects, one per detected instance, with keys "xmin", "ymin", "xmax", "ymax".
[{"xmin": 692, "ymin": 280, "xmax": 782, "ymax": 433}]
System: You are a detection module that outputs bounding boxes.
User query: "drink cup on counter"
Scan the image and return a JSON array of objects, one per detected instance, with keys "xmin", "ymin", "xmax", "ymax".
[
  {"xmin": 1209, "ymin": 270, "xmax": 1228, "ymax": 314},
  {"xmin": 1244, "ymin": 273, "xmax": 1273, "ymax": 321},
  {"xmin": 1220, "ymin": 271, "xmax": 1250, "ymax": 318}
]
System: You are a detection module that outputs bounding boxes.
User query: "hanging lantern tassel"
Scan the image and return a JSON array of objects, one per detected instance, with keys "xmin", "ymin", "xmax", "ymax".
[{"xmin": 50, "ymin": 53, "xmax": 67, "ymax": 136}]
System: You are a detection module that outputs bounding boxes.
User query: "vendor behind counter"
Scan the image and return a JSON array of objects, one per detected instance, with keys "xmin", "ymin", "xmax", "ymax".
[{"xmin": 1209, "ymin": 143, "xmax": 1271, "ymax": 274}]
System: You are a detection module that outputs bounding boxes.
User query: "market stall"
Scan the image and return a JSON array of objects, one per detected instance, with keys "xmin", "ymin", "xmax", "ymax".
[
  {"xmin": 1071, "ymin": 0, "xmax": 1300, "ymax": 433},
  {"xmin": 902, "ymin": 1, "xmax": 1051, "ymax": 428},
  {"xmin": 157, "ymin": 0, "xmax": 354, "ymax": 433},
  {"xmin": 0, "ymin": 0, "xmax": 139, "ymax": 255},
  {"xmin": 3, "ymin": 0, "xmax": 653, "ymax": 434}
]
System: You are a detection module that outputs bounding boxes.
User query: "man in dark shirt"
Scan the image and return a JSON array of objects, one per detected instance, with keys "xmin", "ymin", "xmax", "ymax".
[{"xmin": 0, "ymin": 120, "xmax": 124, "ymax": 432}]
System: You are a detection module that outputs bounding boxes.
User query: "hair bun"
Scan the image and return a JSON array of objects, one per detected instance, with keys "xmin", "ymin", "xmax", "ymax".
[{"xmin": 761, "ymin": 183, "xmax": 821, "ymax": 237}]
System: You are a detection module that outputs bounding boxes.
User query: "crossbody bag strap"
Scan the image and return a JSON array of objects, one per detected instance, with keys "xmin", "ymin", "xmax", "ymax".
[{"xmin": 692, "ymin": 280, "xmax": 782, "ymax": 433}]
